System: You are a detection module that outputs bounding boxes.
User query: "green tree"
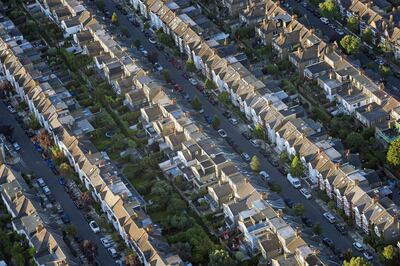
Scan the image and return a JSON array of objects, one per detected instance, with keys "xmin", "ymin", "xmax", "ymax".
[
  {"xmin": 340, "ymin": 35, "xmax": 360, "ymax": 55},
  {"xmin": 290, "ymin": 155, "xmax": 304, "ymax": 177},
  {"xmin": 162, "ymin": 70, "xmax": 171, "ymax": 82},
  {"xmin": 362, "ymin": 28, "xmax": 374, "ymax": 45},
  {"xmin": 250, "ymin": 155, "xmax": 260, "ymax": 172},
  {"xmin": 65, "ymin": 224, "xmax": 77, "ymax": 237},
  {"xmin": 379, "ymin": 65, "xmax": 392, "ymax": 77},
  {"xmin": 293, "ymin": 203, "xmax": 305, "ymax": 216},
  {"xmin": 313, "ymin": 223, "xmax": 322, "ymax": 235},
  {"xmin": 205, "ymin": 79, "xmax": 216, "ymax": 90},
  {"xmin": 167, "ymin": 197, "xmax": 186, "ymax": 214},
  {"xmin": 319, "ymin": 0, "xmax": 340, "ymax": 19},
  {"xmin": 381, "ymin": 245, "xmax": 396, "ymax": 262},
  {"xmin": 209, "ymin": 249, "xmax": 233, "ymax": 266},
  {"xmin": 253, "ymin": 124, "xmax": 266, "ymax": 140},
  {"xmin": 343, "ymin": 256, "xmax": 370, "ymax": 266},
  {"xmin": 378, "ymin": 40, "xmax": 392, "ymax": 54},
  {"xmin": 186, "ymin": 58, "xmax": 196, "ymax": 72},
  {"xmin": 95, "ymin": 0, "xmax": 105, "ymax": 10},
  {"xmin": 211, "ymin": 115, "xmax": 220, "ymax": 129},
  {"xmin": 191, "ymin": 96, "xmax": 202, "ymax": 111},
  {"xmin": 133, "ymin": 39, "xmax": 141, "ymax": 49},
  {"xmin": 345, "ymin": 132, "xmax": 365, "ymax": 152},
  {"xmin": 347, "ymin": 16, "xmax": 359, "ymax": 33},
  {"xmin": 218, "ymin": 91, "xmax": 230, "ymax": 104},
  {"xmin": 111, "ymin": 12, "xmax": 118, "ymax": 24}
]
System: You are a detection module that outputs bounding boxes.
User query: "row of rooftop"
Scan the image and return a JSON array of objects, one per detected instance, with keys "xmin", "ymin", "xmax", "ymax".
[
  {"xmin": 0, "ymin": 2, "xmax": 183, "ymax": 265},
  {"xmin": 5, "ymin": 0, "xmax": 400, "ymax": 264},
  {"xmin": 129, "ymin": 0, "xmax": 400, "ymax": 247}
]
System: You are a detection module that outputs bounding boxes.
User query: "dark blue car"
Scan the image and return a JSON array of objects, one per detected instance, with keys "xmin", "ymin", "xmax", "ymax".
[{"xmin": 204, "ymin": 115, "xmax": 212, "ymax": 124}]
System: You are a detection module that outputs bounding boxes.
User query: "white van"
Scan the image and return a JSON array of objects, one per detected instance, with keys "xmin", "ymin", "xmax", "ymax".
[{"xmin": 287, "ymin": 173, "xmax": 301, "ymax": 188}]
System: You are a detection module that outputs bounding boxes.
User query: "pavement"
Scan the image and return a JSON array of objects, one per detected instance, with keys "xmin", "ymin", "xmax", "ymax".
[{"xmin": 0, "ymin": 100, "xmax": 116, "ymax": 266}]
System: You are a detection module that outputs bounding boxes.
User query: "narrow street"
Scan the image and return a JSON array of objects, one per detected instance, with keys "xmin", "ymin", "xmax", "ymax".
[{"xmin": 0, "ymin": 101, "xmax": 116, "ymax": 266}]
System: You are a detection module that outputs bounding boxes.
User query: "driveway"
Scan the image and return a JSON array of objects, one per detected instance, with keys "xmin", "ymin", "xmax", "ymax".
[{"xmin": 0, "ymin": 101, "xmax": 116, "ymax": 266}]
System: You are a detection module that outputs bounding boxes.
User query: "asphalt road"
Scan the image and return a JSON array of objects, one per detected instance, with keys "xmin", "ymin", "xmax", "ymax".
[{"xmin": 0, "ymin": 101, "xmax": 116, "ymax": 266}]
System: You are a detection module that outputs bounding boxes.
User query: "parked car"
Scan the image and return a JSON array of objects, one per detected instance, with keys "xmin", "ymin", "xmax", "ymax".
[
  {"xmin": 222, "ymin": 111, "xmax": 232, "ymax": 118},
  {"xmin": 323, "ymin": 237, "xmax": 335, "ymax": 250},
  {"xmin": 61, "ymin": 214, "xmax": 70, "ymax": 224},
  {"xmin": 12, "ymin": 142, "xmax": 21, "ymax": 151},
  {"xmin": 108, "ymin": 247, "xmax": 118, "ymax": 258},
  {"xmin": 259, "ymin": 149, "xmax": 268, "ymax": 158},
  {"xmin": 36, "ymin": 177, "xmax": 46, "ymax": 187},
  {"xmin": 188, "ymin": 78, "xmax": 198, "ymax": 86},
  {"xmin": 287, "ymin": 174, "xmax": 301, "ymax": 188},
  {"xmin": 320, "ymin": 17, "xmax": 329, "ymax": 24},
  {"xmin": 42, "ymin": 186, "xmax": 51, "ymax": 196},
  {"xmin": 218, "ymin": 129, "xmax": 227, "ymax": 138},
  {"xmin": 323, "ymin": 212, "xmax": 336, "ymax": 223},
  {"xmin": 301, "ymin": 216, "xmax": 313, "ymax": 227},
  {"xmin": 58, "ymin": 177, "xmax": 65, "ymax": 186},
  {"xmin": 249, "ymin": 139, "xmax": 260, "ymax": 147},
  {"xmin": 335, "ymin": 223, "xmax": 347, "ymax": 235},
  {"xmin": 284, "ymin": 198, "xmax": 295, "ymax": 208},
  {"xmin": 241, "ymin": 153, "xmax": 251, "ymax": 162},
  {"xmin": 241, "ymin": 131, "xmax": 252, "ymax": 140},
  {"xmin": 7, "ymin": 105, "xmax": 16, "ymax": 113},
  {"xmin": 271, "ymin": 160, "xmax": 279, "ymax": 167},
  {"xmin": 259, "ymin": 171, "xmax": 270, "ymax": 181},
  {"xmin": 352, "ymin": 242, "xmax": 364, "ymax": 252},
  {"xmin": 89, "ymin": 220, "xmax": 100, "ymax": 233},
  {"xmin": 100, "ymin": 237, "xmax": 113, "ymax": 248},
  {"xmin": 299, "ymin": 188, "xmax": 312, "ymax": 199},
  {"xmin": 228, "ymin": 118, "xmax": 238, "ymax": 125},
  {"xmin": 204, "ymin": 115, "xmax": 212, "ymax": 124},
  {"xmin": 74, "ymin": 199, "xmax": 83, "ymax": 209},
  {"xmin": 154, "ymin": 62, "xmax": 163, "ymax": 71},
  {"xmin": 148, "ymin": 37, "xmax": 157, "ymax": 44},
  {"xmin": 363, "ymin": 251, "xmax": 373, "ymax": 261}
]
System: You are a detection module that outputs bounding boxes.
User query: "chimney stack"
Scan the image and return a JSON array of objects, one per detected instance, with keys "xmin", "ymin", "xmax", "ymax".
[{"xmin": 36, "ymin": 224, "xmax": 44, "ymax": 233}]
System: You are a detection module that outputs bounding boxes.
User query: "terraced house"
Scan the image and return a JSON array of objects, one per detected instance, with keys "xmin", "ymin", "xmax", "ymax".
[
  {"xmin": 0, "ymin": 7, "xmax": 182, "ymax": 266},
  {"xmin": 0, "ymin": 164, "xmax": 79, "ymax": 266},
  {"xmin": 130, "ymin": 0, "xmax": 400, "ymax": 245}
]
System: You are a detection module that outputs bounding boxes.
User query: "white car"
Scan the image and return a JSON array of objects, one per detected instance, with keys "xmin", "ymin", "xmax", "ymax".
[
  {"xmin": 13, "ymin": 142, "xmax": 21, "ymax": 151},
  {"xmin": 259, "ymin": 171, "xmax": 270, "ymax": 181},
  {"xmin": 148, "ymin": 37, "xmax": 157, "ymax": 44},
  {"xmin": 218, "ymin": 129, "xmax": 227, "ymax": 138},
  {"xmin": 323, "ymin": 212, "xmax": 336, "ymax": 224},
  {"xmin": 287, "ymin": 173, "xmax": 301, "ymax": 188},
  {"xmin": 228, "ymin": 118, "xmax": 238, "ymax": 125},
  {"xmin": 352, "ymin": 242, "xmax": 364, "ymax": 252},
  {"xmin": 363, "ymin": 251, "xmax": 373, "ymax": 261},
  {"xmin": 249, "ymin": 139, "xmax": 260, "ymax": 147},
  {"xmin": 89, "ymin": 220, "xmax": 100, "ymax": 233},
  {"xmin": 37, "ymin": 178, "xmax": 46, "ymax": 187},
  {"xmin": 199, "ymin": 109, "xmax": 204, "ymax": 114},
  {"xmin": 299, "ymin": 188, "xmax": 312, "ymax": 199},
  {"xmin": 241, "ymin": 153, "xmax": 251, "ymax": 162},
  {"xmin": 335, "ymin": 28, "xmax": 345, "ymax": 35},
  {"xmin": 108, "ymin": 247, "xmax": 118, "ymax": 258},
  {"xmin": 100, "ymin": 237, "xmax": 113, "ymax": 248},
  {"xmin": 320, "ymin": 17, "xmax": 329, "ymax": 24},
  {"xmin": 42, "ymin": 186, "xmax": 51, "ymax": 196},
  {"xmin": 154, "ymin": 62, "xmax": 163, "ymax": 71},
  {"xmin": 7, "ymin": 105, "xmax": 16, "ymax": 113},
  {"xmin": 188, "ymin": 78, "xmax": 198, "ymax": 86}
]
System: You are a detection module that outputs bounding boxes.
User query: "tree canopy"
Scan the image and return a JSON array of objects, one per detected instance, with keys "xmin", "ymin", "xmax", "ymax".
[
  {"xmin": 186, "ymin": 59, "xmax": 196, "ymax": 72},
  {"xmin": 111, "ymin": 12, "xmax": 118, "ymax": 24},
  {"xmin": 290, "ymin": 155, "xmax": 304, "ymax": 177},
  {"xmin": 362, "ymin": 28, "xmax": 373, "ymax": 45},
  {"xmin": 319, "ymin": 0, "xmax": 340, "ymax": 19},
  {"xmin": 211, "ymin": 115, "xmax": 220, "ymax": 129},
  {"xmin": 250, "ymin": 155, "xmax": 260, "ymax": 172},
  {"xmin": 343, "ymin": 256, "xmax": 370, "ymax": 266},
  {"xmin": 387, "ymin": 138, "xmax": 400, "ymax": 167},
  {"xmin": 381, "ymin": 244, "xmax": 397, "ymax": 262},
  {"xmin": 340, "ymin": 35, "xmax": 360, "ymax": 55},
  {"xmin": 191, "ymin": 97, "xmax": 202, "ymax": 111},
  {"xmin": 208, "ymin": 249, "xmax": 233, "ymax": 266},
  {"xmin": 347, "ymin": 16, "xmax": 359, "ymax": 33}
]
